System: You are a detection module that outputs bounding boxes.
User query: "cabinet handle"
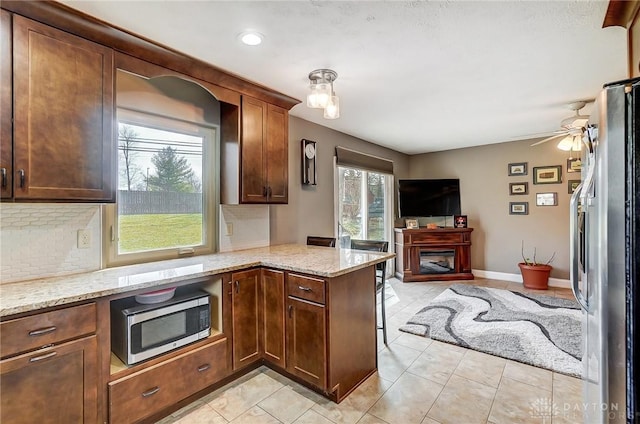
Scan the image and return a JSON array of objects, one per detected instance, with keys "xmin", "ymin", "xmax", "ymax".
[
  {"xmin": 18, "ymin": 169, "xmax": 25, "ymax": 188},
  {"xmin": 267, "ymin": 186, "xmax": 272, "ymax": 198},
  {"xmin": 197, "ymin": 363, "xmax": 211, "ymax": 372},
  {"xmin": 28, "ymin": 326, "xmax": 57, "ymax": 336},
  {"xmin": 235, "ymin": 280, "xmax": 239, "ymax": 294},
  {"xmin": 1, "ymin": 168, "xmax": 6, "ymax": 188},
  {"xmin": 141, "ymin": 386, "xmax": 160, "ymax": 397},
  {"xmin": 297, "ymin": 286, "xmax": 312, "ymax": 292},
  {"xmin": 288, "ymin": 304, "xmax": 293, "ymax": 318},
  {"xmin": 29, "ymin": 351, "xmax": 57, "ymax": 363}
]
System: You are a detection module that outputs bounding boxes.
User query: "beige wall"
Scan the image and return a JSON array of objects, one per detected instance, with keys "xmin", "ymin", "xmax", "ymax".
[
  {"xmin": 409, "ymin": 138, "xmax": 576, "ymax": 279},
  {"xmin": 270, "ymin": 117, "xmax": 573, "ymax": 280},
  {"xmin": 270, "ymin": 116, "xmax": 411, "ymax": 245}
]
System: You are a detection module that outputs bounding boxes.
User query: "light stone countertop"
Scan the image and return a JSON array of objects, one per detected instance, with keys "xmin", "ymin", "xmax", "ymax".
[{"xmin": 0, "ymin": 244, "xmax": 394, "ymax": 317}]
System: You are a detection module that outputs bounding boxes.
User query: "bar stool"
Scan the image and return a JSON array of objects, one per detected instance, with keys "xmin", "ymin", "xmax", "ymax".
[
  {"xmin": 306, "ymin": 236, "xmax": 337, "ymax": 247},
  {"xmin": 350, "ymin": 239, "xmax": 389, "ymax": 345}
]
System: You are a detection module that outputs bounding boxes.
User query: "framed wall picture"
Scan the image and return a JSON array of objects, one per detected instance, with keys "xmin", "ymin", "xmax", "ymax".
[
  {"xmin": 568, "ymin": 179, "xmax": 581, "ymax": 194},
  {"xmin": 567, "ymin": 158, "xmax": 582, "ymax": 173},
  {"xmin": 536, "ymin": 192, "xmax": 558, "ymax": 206},
  {"xmin": 405, "ymin": 219, "xmax": 419, "ymax": 229},
  {"xmin": 508, "ymin": 162, "xmax": 528, "ymax": 176},
  {"xmin": 454, "ymin": 215, "xmax": 468, "ymax": 228},
  {"xmin": 533, "ymin": 165, "xmax": 562, "ymax": 184},
  {"xmin": 509, "ymin": 182, "xmax": 528, "ymax": 195},
  {"xmin": 509, "ymin": 202, "xmax": 528, "ymax": 215}
]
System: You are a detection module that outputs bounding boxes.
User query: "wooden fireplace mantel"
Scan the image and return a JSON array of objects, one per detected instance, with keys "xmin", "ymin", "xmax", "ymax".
[{"xmin": 394, "ymin": 227, "xmax": 474, "ymax": 282}]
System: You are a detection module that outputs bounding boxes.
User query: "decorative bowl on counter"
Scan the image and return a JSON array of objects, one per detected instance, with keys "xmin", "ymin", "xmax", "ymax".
[{"xmin": 135, "ymin": 287, "xmax": 177, "ymax": 304}]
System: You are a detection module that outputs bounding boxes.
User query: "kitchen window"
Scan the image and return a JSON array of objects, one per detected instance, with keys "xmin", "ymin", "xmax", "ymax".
[{"xmin": 104, "ymin": 109, "xmax": 217, "ymax": 266}]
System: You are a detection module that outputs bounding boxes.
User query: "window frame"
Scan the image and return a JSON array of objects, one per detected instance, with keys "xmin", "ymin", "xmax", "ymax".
[
  {"xmin": 103, "ymin": 108, "xmax": 219, "ymax": 267},
  {"xmin": 333, "ymin": 159, "xmax": 395, "ymax": 274}
]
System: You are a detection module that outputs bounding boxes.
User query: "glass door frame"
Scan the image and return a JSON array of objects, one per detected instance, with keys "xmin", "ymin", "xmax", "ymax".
[{"xmin": 333, "ymin": 158, "xmax": 395, "ymax": 275}]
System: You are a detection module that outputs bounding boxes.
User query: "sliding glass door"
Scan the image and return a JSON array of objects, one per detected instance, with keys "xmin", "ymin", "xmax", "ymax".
[{"xmin": 336, "ymin": 166, "xmax": 393, "ymax": 248}]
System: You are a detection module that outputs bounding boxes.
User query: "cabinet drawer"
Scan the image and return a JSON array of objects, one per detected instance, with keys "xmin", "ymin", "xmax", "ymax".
[
  {"xmin": 287, "ymin": 274, "xmax": 325, "ymax": 304},
  {"xmin": 409, "ymin": 232, "xmax": 463, "ymax": 244},
  {"xmin": 1, "ymin": 303, "xmax": 97, "ymax": 358},
  {"xmin": 109, "ymin": 338, "xmax": 227, "ymax": 424},
  {"xmin": 0, "ymin": 335, "xmax": 98, "ymax": 424}
]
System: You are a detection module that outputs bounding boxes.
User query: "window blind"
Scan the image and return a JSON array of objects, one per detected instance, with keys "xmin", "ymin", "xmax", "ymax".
[{"xmin": 335, "ymin": 146, "xmax": 394, "ymax": 174}]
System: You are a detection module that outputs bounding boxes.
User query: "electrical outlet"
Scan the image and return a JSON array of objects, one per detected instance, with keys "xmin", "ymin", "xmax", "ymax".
[
  {"xmin": 225, "ymin": 223, "xmax": 233, "ymax": 236},
  {"xmin": 77, "ymin": 229, "xmax": 91, "ymax": 249}
]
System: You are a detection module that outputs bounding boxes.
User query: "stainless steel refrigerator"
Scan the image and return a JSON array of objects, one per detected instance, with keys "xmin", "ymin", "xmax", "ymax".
[{"xmin": 570, "ymin": 77, "xmax": 639, "ymax": 423}]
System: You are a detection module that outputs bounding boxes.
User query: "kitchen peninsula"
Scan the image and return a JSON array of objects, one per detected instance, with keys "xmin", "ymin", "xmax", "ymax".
[{"xmin": 0, "ymin": 244, "xmax": 393, "ymax": 423}]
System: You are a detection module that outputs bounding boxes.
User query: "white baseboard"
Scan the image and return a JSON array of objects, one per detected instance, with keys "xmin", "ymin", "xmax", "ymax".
[{"xmin": 471, "ymin": 269, "xmax": 571, "ymax": 289}]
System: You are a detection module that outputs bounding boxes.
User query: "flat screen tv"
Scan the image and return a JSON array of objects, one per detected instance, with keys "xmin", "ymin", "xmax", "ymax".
[{"xmin": 398, "ymin": 179, "xmax": 461, "ymax": 217}]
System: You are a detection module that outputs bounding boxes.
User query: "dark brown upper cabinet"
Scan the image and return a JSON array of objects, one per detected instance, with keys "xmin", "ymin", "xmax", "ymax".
[
  {"xmin": 1, "ymin": 2, "xmax": 299, "ymax": 204},
  {"xmin": 240, "ymin": 96, "xmax": 288, "ymax": 204},
  {"xmin": 0, "ymin": 10, "xmax": 12, "ymax": 200},
  {"xmin": 11, "ymin": 15, "xmax": 115, "ymax": 201}
]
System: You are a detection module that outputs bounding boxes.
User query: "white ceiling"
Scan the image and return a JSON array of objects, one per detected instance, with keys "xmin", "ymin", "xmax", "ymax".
[{"xmin": 60, "ymin": 0, "xmax": 628, "ymax": 155}]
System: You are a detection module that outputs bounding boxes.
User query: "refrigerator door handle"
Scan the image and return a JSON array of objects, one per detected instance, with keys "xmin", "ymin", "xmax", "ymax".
[{"xmin": 570, "ymin": 182, "xmax": 589, "ymax": 311}]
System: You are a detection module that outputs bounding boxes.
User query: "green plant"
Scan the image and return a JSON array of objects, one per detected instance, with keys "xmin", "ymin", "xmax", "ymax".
[{"xmin": 521, "ymin": 241, "xmax": 556, "ymax": 266}]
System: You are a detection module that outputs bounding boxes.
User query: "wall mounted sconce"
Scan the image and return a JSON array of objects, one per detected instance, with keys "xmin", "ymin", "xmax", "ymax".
[{"xmin": 307, "ymin": 69, "xmax": 339, "ymax": 119}]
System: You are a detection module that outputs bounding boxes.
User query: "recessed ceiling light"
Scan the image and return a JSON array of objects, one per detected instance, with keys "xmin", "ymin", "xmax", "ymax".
[{"xmin": 239, "ymin": 31, "xmax": 263, "ymax": 46}]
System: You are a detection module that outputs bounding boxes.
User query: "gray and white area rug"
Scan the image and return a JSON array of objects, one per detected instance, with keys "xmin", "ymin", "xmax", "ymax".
[{"xmin": 399, "ymin": 284, "xmax": 583, "ymax": 377}]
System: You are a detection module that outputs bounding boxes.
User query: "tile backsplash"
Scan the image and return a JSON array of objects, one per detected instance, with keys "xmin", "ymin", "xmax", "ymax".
[
  {"xmin": 219, "ymin": 204, "xmax": 269, "ymax": 252},
  {"xmin": 0, "ymin": 204, "xmax": 102, "ymax": 284},
  {"xmin": 0, "ymin": 203, "xmax": 271, "ymax": 284}
]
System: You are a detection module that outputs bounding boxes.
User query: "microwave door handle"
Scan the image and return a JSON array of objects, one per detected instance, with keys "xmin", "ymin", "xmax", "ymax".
[{"xmin": 570, "ymin": 182, "xmax": 589, "ymax": 312}]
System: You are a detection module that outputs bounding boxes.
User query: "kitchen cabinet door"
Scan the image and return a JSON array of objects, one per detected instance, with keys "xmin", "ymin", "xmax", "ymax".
[
  {"xmin": 240, "ymin": 96, "xmax": 288, "ymax": 204},
  {"xmin": 261, "ymin": 268, "xmax": 285, "ymax": 368},
  {"xmin": 231, "ymin": 268, "xmax": 261, "ymax": 369},
  {"xmin": 240, "ymin": 96, "xmax": 267, "ymax": 203},
  {"xmin": 265, "ymin": 103, "xmax": 288, "ymax": 203},
  {"xmin": 0, "ymin": 335, "xmax": 98, "ymax": 424},
  {"xmin": 285, "ymin": 296, "xmax": 326, "ymax": 389},
  {"xmin": 12, "ymin": 15, "xmax": 114, "ymax": 201},
  {"xmin": 1, "ymin": 10, "xmax": 12, "ymax": 200}
]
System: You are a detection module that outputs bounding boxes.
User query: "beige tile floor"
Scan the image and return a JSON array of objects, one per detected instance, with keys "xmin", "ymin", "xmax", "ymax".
[{"xmin": 157, "ymin": 278, "xmax": 584, "ymax": 424}]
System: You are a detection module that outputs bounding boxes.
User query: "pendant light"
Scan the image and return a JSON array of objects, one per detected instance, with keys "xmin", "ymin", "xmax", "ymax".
[{"xmin": 307, "ymin": 69, "xmax": 340, "ymax": 119}]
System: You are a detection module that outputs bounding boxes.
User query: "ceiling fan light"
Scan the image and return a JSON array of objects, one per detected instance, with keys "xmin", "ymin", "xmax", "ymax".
[
  {"xmin": 571, "ymin": 135, "xmax": 582, "ymax": 151},
  {"xmin": 557, "ymin": 135, "xmax": 574, "ymax": 151}
]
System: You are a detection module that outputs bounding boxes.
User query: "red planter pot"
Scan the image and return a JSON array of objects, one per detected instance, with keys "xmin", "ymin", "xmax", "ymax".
[{"xmin": 518, "ymin": 262, "xmax": 552, "ymax": 290}]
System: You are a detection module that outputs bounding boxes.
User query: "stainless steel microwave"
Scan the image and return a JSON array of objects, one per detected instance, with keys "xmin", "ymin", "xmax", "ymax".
[{"xmin": 110, "ymin": 289, "xmax": 210, "ymax": 365}]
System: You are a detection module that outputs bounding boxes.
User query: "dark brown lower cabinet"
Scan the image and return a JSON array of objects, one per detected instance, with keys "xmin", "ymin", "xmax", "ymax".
[
  {"xmin": 0, "ymin": 263, "xmax": 379, "ymax": 424},
  {"xmin": 0, "ymin": 335, "xmax": 98, "ymax": 424},
  {"xmin": 108, "ymin": 338, "xmax": 227, "ymax": 424},
  {"xmin": 231, "ymin": 269, "xmax": 261, "ymax": 370},
  {"xmin": 285, "ymin": 296, "xmax": 327, "ymax": 389},
  {"xmin": 261, "ymin": 269, "xmax": 285, "ymax": 368}
]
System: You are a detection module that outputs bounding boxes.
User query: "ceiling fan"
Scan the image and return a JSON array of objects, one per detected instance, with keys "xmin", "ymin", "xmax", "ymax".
[{"xmin": 530, "ymin": 101, "xmax": 591, "ymax": 150}]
